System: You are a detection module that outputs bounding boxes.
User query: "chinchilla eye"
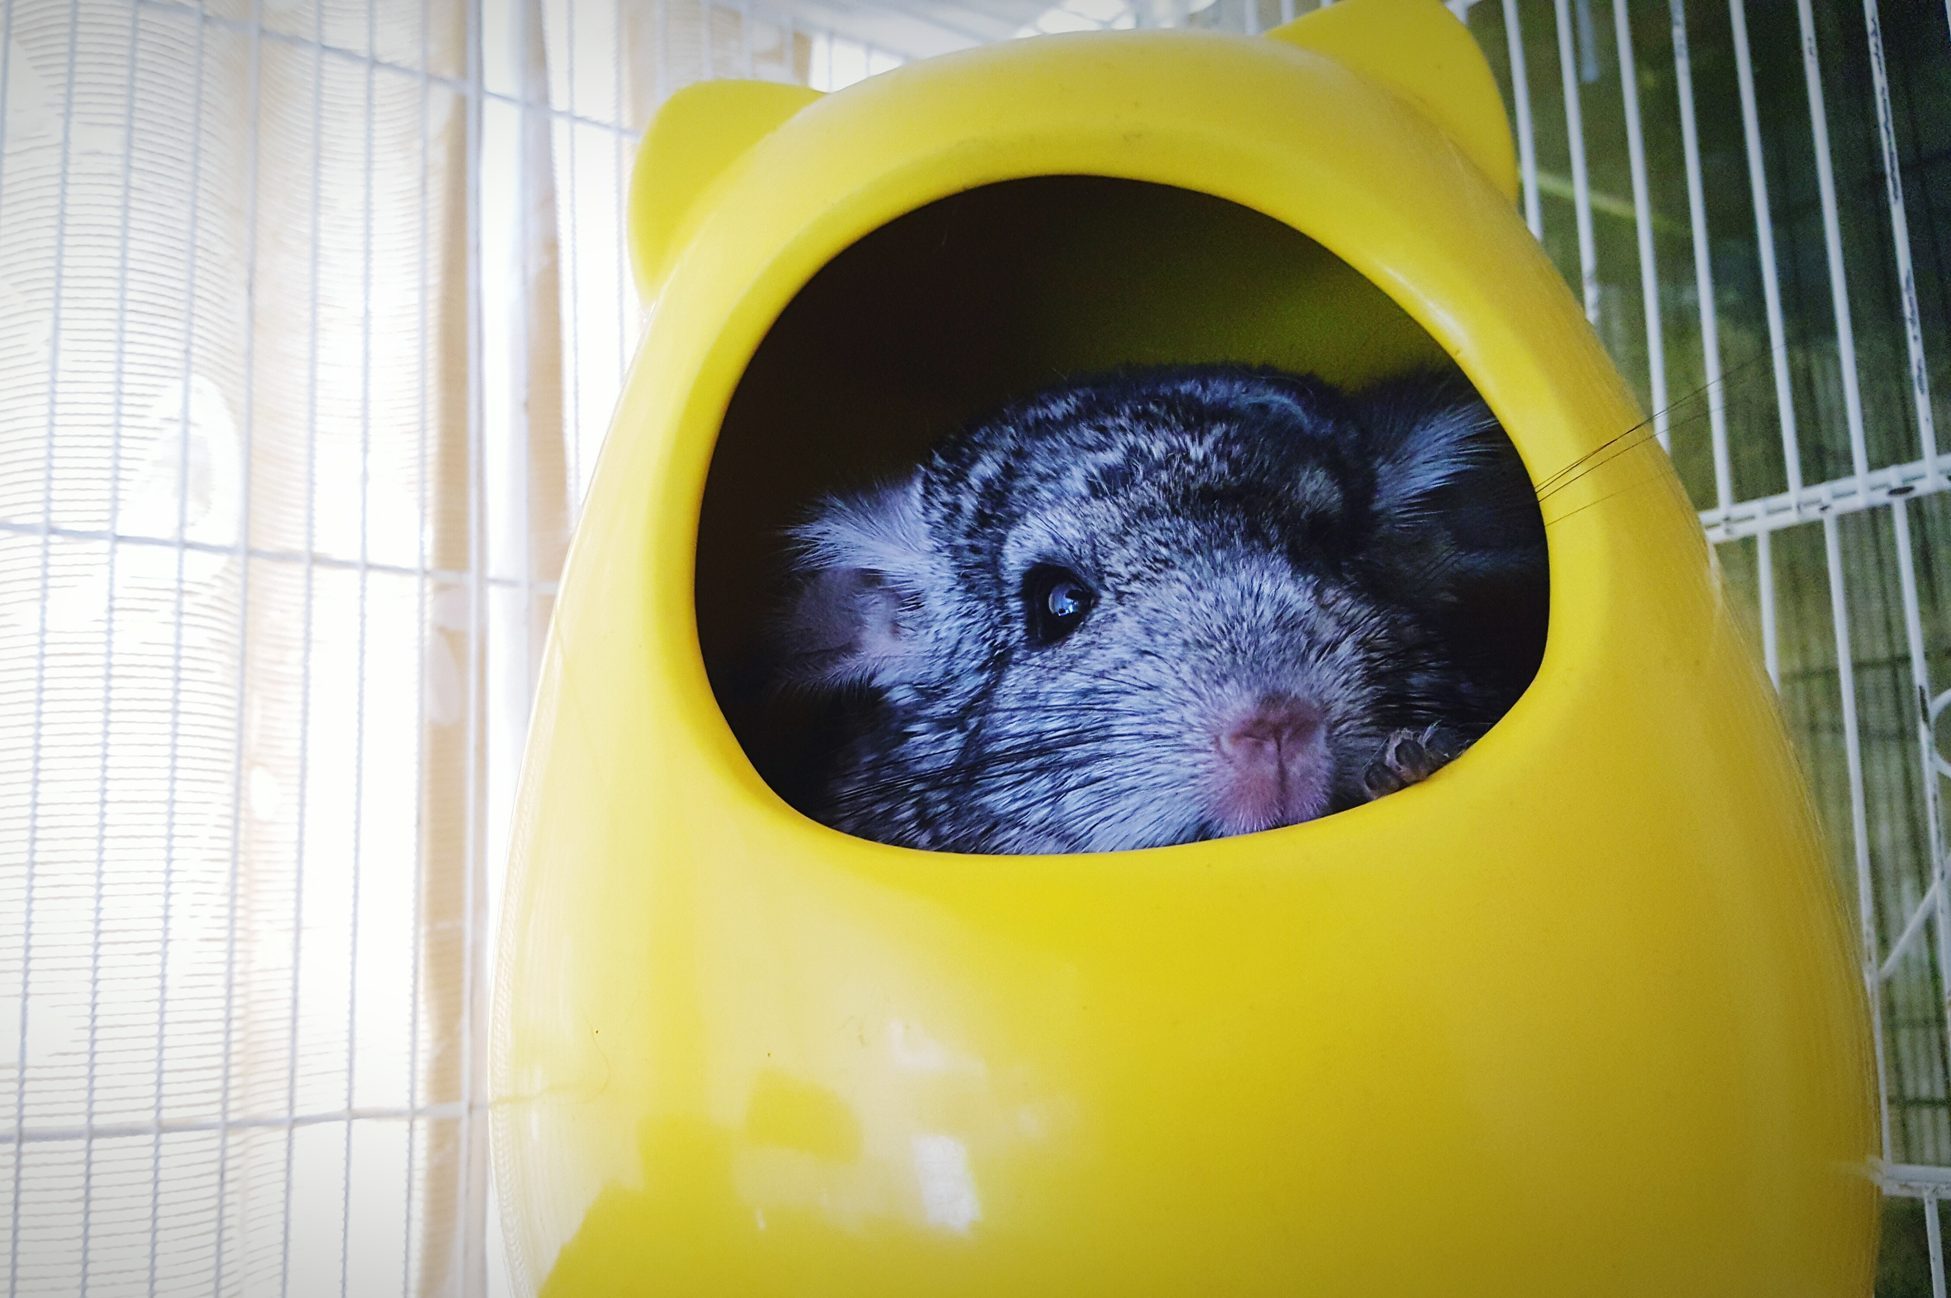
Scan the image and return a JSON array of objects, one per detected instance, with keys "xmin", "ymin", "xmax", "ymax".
[{"xmin": 1023, "ymin": 565, "xmax": 1096, "ymax": 646}]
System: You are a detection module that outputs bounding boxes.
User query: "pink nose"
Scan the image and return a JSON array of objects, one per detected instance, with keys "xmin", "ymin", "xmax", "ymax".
[
  {"xmin": 1211, "ymin": 694, "xmax": 1332, "ymax": 835},
  {"xmin": 1218, "ymin": 695, "xmax": 1323, "ymax": 767}
]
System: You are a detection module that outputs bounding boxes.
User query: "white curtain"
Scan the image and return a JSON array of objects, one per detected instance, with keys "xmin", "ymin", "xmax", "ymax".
[
  {"xmin": 0, "ymin": 0, "xmax": 822, "ymax": 1290},
  {"xmin": 0, "ymin": 0, "xmax": 489, "ymax": 1292}
]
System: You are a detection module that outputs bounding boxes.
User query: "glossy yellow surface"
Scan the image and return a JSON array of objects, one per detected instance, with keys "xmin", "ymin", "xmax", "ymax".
[{"xmin": 491, "ymin": 0, "xmax": 1879, "ymax": 1292}]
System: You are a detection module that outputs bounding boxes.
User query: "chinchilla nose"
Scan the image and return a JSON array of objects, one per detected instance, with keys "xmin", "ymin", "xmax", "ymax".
[{"xmin": 1217, "ymin": 694, "xmax": 1324, "ymax": 767}]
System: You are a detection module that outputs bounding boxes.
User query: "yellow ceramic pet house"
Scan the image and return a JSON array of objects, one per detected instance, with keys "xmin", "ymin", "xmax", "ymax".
[{"xmin": 491, "ymin": 0, "xmax": 1878, "ymax": 1293}]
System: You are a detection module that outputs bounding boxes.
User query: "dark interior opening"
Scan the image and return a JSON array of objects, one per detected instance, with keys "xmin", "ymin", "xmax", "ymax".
[{"xmin": 696, "ymin": 176, "xmax": 1544, "ymax": 847}]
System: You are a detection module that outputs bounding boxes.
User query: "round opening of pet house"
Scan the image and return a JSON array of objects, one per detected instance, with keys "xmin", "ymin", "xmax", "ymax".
[
  {"xmin": 701, "ymin": 175, "xmax": 1556, "ymax": 856},
  {"xmin": 491, "ymin": 1, "xmax": 1878, "ymax": 1294}
]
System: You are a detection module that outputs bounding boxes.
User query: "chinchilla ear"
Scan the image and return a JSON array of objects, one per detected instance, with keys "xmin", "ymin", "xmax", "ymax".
[
  {"xmin": 776, "ymin": 474, "xmax": 935, "ymax": 691},
  {"xmin": 1359, "ymin": 375, "xmax": 1544, "ymax": 610}
]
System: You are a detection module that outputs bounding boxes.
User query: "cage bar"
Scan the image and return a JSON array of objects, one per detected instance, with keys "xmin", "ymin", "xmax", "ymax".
[
  {"xmin": 0, "ymin": 518, "xmax": 555, "ymax": 592},
  {"xmin": 1756, "ymin": 529, "xmax": 1780, "ymax": 690},
  {"xmin": 1501, "ymin": 0, "xmax": 1542, "ymax": 237},
  {"xmin": 8, "ymin": 1, "xmax": 81, "ymax": 1293},
  {"xmin": 1, "ymin": 1104, "xmax": 467, "ymax": 1148},
  {"xmin": 402, "ymin": 2, "xmax": 435, "ymax": 1288},
  {"xmin": 1550, "ymin": 0, "xmax": 1598, "ymax": 322},
  {"xmin": 338, "ymin": 6, "xmax": 381, "ymax": 1291},
  {"xmin": 1698, "ymin": 450, "xmax": 1951, "ymax": 543},
  {"xmin": 1883, "ymin": 879, "xmax": 1943, "ymax": 983},
  {"xmin": 568, "ymin": 0, "xmax": 588, "ymax": 509},
  {"xmin": 1667, "ymin": 0, "xmax": 1733, "ymax": 511},
  {"xmin": 211, "ymin": 0, "xmax": 253, "ymax": 1283},
  {"xmin": 1611, "ymin": 0, "xmax": 1667, "ymax": 449},
  {"xmin": 1826, "ymin": 515, "xmax": 1895, "ymax": 1161},
  {"xmin": 1792, "ymin": 0, "xmax": 1870, "ymax": 484},
  {"xmin": 1724, "ymin": 1, "xmax": 1803, "ymax": 497},
  {"xmin": 1931, "ymin": 1189, "xmax": 1948, "ymax": 1298},
  {"xmin": 1890, "ymin": 499, "xmax": 1951, "ymax": 1123},
  {"xmin": 459, "ymin": 0, "xmax": 492, "ymax": 1286},
  {"xmin": 617, "ymin": 0, "xmax": 632, "ymax": 386},
  {"xmin": 273, "ymin": 16, "xmax": 331, "ymax": 1294},
  {"xmin": 1860, "ymin": 0, "xmax": 1940, "ymax": 480},
  {"xmin": 80, "ymin": 4, "xmax": 147, "ymax": 1292}
]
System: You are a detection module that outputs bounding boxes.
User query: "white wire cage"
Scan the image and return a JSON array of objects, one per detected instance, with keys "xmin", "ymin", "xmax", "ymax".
[{"xmin": 0, "ymin": 0, "xmax": 1947, "ymax": 1294}]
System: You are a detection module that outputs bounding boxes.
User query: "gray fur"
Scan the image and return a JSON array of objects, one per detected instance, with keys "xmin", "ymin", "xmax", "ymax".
[{"xmin": 773, "ymin": 364, "xmax": 1547, "ymax": 854}]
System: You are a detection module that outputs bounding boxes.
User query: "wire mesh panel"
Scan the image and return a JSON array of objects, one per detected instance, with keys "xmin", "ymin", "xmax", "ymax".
[
  {"xmin": 0, "ymin": 1, "xmax": 486, "ymax": 1292},
  {"xmin": 0, "ymin": 3, "xmax": 1054, "ymax": 1293},
  {"xmin": 1447, "ymin": 1, "xmax": 1951, "ymax": 1288},
  {"xmin": 1, "ymin": 0, "xmax": 1948, "ymax": 1294}
]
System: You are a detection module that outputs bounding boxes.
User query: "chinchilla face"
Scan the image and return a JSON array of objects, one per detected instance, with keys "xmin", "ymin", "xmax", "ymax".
[{"xmin": 775, "ymin": 365, "xmax": 1546, "ymax": 854}]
